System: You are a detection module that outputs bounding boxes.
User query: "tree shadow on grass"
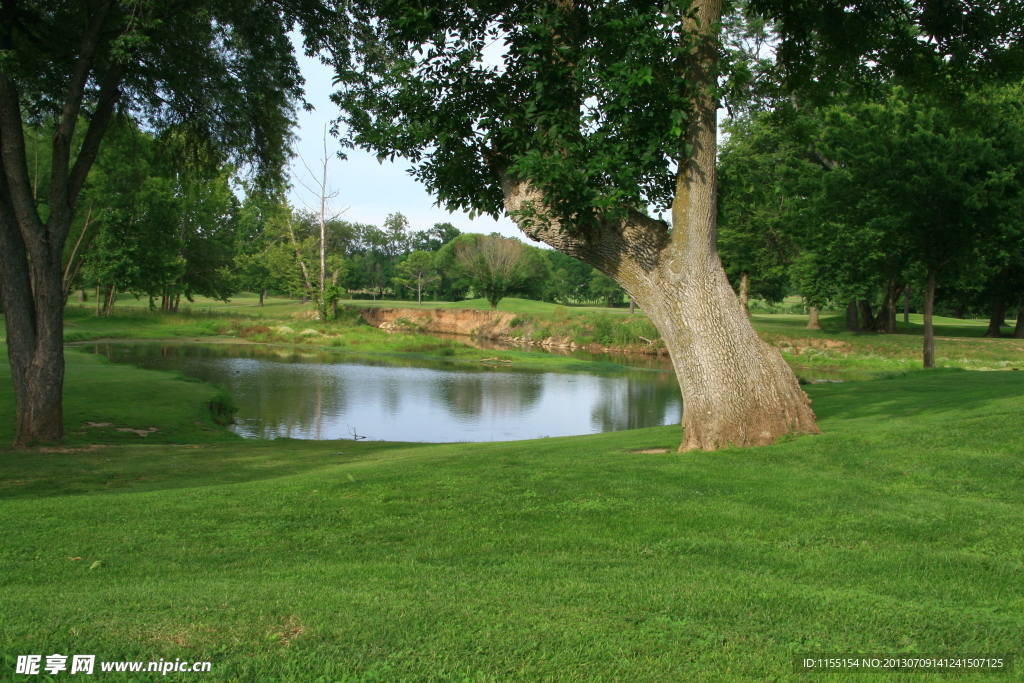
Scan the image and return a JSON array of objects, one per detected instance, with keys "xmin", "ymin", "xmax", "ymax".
[
  {"xmin": 0, "ymin": 439, "xmax": 424, "ymax": 500},
  {"xmin": 806, "ymin": 369, "xmax": 1024, "ymax": 422}
]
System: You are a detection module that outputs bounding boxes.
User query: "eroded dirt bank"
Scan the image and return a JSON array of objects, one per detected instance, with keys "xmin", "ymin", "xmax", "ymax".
[
  {"xmin": 358, "ymin": 306, "xmax": 668, "ymax": 356},
  {"xmin": 359, "ymin": 307, "xmax": 517, "ymax": 338}
]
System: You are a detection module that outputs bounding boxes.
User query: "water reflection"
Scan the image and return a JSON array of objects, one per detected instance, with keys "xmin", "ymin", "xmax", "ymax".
[{"xmin": 82, "ymin": 342, "xmax": 682, "ymax": 442}]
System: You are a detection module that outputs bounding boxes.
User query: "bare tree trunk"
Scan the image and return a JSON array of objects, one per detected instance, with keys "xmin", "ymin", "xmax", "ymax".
[
  {"xmin": 903, "ymin": 285, "xmax": 911, "ymax": 323},
  {"xmin": 870, "ymin": 279, "xmax": 903, "ymax": 334},
  {"xmin": 923, "ymin": 269, "xmax": 937, "ymax": 368},
  {"xmin": 845, "ymin": 299, "xmax": 858, "ymax": 332},
  {"xmin": 629, "ymin": 295, "xmax": 635, "ymax": 314},
  {"xmin": 497, "ymin": 0, "xmax": 816, "ymax": 451},
  {"xmin": 77, "ymin": 288, "xmax": 86, "ymax": 302},
  {"xmin": 61, "ymin": 200, "xmax": 93, "ymax": 299},
  {"xmin": 103, "ymin": 284, "xmax": 116, "ymax": 316},
  {"xmin": 95, "ymin": 285, "xmax": 101, "ymax": 316},
  {"xmin": 806, "ymin": 306, "xmax": 820, "ymax": 330},
  {"xmin": 259, "ymin": 288, "xmax": 266, "ymax": 307},
  {"xmin": 1014, "ymin": 305, "xmax": 1024, "ymax": 339},
  {"xmin": 739, "ymin": 271, "xmax": 750, "ymax": 317},
  {"xmin": 983, "ymin": 294, "xmax": 1006, "ymax": 338}
]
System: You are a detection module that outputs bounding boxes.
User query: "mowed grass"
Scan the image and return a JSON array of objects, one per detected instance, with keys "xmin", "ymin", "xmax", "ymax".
[{"xmin": 2, "ymin": 355, "xmax": 1023, "ymax": 680}]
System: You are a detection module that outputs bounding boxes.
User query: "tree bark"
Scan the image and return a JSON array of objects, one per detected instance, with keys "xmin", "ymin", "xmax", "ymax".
[
  {"xmin": 903, "ymin": 284, "xmax": 911, "ymax": 323},
  {"xmin": 629, "ymin": 295, "xmax": 635, "ymax": 314},
  {"xmin": 1014, "ymin": 305, "xmax": 1024, "ymax": 339},
  {"xmin": 806, "ymin": 306, "xmax": 821, "ymax": 330},
  {"xmin": 858, "ymin": 300, "xmax": 875, "ymax": 331},
  {"xmin": 983, "ymin": 294, "xmax": 1006, "ymax": 338},
  {"xmin": 259, "ymin": 288, "xmax": 266, "ymax": 307},
  {"xmin": 845, "ymin": 299, "xmax": 858, "ymax": 332},
  {"xmin": 0, "ymin": 176, "xmax": 65, "ymax": 445},
  {"xmin": 496, "ymin": 0, "xmax": 817, "ymax": 451},
  {"xmin": 77, "ymin": 288, "xmax": 86, "ymax": 302},
  {"xmin": 870, "ymin": 279, "xmax": 903, "ymax": 334},
  {"xmin": 739, "ymin": 271, "xmax": 750, "ymax": 317},
  {"xmin": 103, "ymin": 284, "xmax": 117, "ymax": 316},
  {"xmin": 923, "ymin": 269, "xmax": 937, "ymax": 368}
]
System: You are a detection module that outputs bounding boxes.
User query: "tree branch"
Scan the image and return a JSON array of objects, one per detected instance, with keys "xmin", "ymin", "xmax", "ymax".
[
  {"xmin": 48, "ymin": 0, "xmax": 115, "ymax": 224},
  {"xmin": 0, "ymin": 77, "xmax": 44, "ymax": 244},
  {"xmin": 498, "ymin": 169, "xmax": 670, "ymax": 278},
  {"xmin": 65, "ymin": 61, "xmax": 125, "ymax": 212}
]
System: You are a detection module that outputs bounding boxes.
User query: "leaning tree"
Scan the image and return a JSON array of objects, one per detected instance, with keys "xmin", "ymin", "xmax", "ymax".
[
  {"xmin": 0, "ymin": 0, "xmax": 343, "ymax": 445},
  {"xmin": 332, "ymin": 0, "xmax": 1023, "ymax": 450}
]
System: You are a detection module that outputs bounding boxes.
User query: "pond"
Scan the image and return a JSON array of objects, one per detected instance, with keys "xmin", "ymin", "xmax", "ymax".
[{"xmin": 79, "ymin": 342, "xmax": 683, "ymax": 442}]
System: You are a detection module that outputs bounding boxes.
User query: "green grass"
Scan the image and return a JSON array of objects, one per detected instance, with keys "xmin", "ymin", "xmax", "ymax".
[
  {"xmin": 59, "ymin": 308, "xmax": 642, "ymax": 375},
  {"xmin": 0, "ymin": 345, "xmax": 240, "ymax": 447},
  {"xmin": 67, "ymin": 293, "xmax": 1024, "ymax": 374},
  {"xmin": 752, "ymin": 314, "xmax": 1024, "ymax": 374},
  {"xmin": 2, "ymin": 345, "xmax": 1024, "ymax": 680},
  {"xmin": 69, "ymin": 291, "xmax": 314, "ymax": 318}
]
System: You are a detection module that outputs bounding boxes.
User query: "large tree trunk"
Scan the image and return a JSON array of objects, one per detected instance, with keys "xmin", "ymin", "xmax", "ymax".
[
  {"xmin": 497, "ymin": 0, "xmax": 816, "ymax": 451},
  {"xmin": 858, "ymin": 299, "xmax": 876, "ymax": 331},
  {"xmin": 923, "ymin": 269, "xmax": 937, "ymax": 368},
  {"xmin": 0, "ymin": 3, "xmax": 123, "ymax": 445},
  {"xmin": 0, "ymin": 182, "xmax": 65, "ymax": 445},
  {"xmin": 806, "ymin": 306, "xmax": 821, "ymax": 330},
  {"xmin": 845, "ymin": 299, "xmax": 858, "ymax": 332},
  {"xmin": 739, "ymin": 272, "xmax": 750, "ymax": 317},
  {"xmin": 983, "ymin": 294, "xmax": 1006, "ymax": 338},
  {"xmin": 870, "ymin": 279, "xmax": 903, "ymax": 334},
  {"xmin": 1014, "ymin": 305, "xmax": 1024, "ymax": 339}
]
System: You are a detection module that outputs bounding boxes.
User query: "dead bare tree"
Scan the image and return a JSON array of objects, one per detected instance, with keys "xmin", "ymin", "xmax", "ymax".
[{"xmin": 296, "ymin": 126, "xmax": 348, "ymax": 319}]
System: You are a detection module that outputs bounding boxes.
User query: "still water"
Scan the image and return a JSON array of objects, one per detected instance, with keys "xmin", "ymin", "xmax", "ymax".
[{"xmin": 81, "ymin": 342, "xmax": 683, "ymax": 442}]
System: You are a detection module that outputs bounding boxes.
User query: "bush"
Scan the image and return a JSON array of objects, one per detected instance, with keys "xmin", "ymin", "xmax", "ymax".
[{"xmin": 206, "ymin": 387, "xmax": 238, "ymax": 426}]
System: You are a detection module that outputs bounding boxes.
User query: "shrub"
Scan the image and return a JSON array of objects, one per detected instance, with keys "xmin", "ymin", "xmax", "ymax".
[{"xmin": 206, "ymin": 387, "xmax": 238, "ymax": 426}]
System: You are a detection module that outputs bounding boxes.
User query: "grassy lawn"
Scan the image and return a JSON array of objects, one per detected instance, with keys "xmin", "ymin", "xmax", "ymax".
[
  {"xmin": 2, "ymin": 335, "xmax": 1024, "ymax": 680},
  {"xmin": 63, "ymin": 294, "xmax": 1024, "ymax": 378}
]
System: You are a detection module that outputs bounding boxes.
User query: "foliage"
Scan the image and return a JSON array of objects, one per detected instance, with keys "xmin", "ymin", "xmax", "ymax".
[
  {"xmin": 206, "ymin": 387, "xmax": 238, "ymax": 426},
  {"xmin": 453, "ymin": 235, "xmax": 534, "ymax": 309},
  {"xmin": 393, "ymin": 250, "xmax": 440, "ymax": 304}
]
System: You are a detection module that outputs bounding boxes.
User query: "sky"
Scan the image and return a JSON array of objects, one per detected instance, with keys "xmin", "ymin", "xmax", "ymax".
[{"xmin": 287, "ymin": 45, "xmax": 521, "ymax": 239}]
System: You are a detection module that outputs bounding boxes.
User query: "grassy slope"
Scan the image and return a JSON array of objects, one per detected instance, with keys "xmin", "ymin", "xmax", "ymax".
[
  {"xmin": 2, "ymin": 353, "xmax": 1023, "ymax": 680},
  {"xmin": 65, "ymin": 295, "xmax": 1024, "ymax": 376}
]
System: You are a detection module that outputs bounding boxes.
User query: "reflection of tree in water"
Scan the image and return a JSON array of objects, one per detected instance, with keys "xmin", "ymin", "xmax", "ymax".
[
  {"xmin": 589, "ymin": 374, "xmax": 681, "ymax": 432},
  {"xmin": 231, "ymin": 363, "xmax": 346, "ymax": 439},
  {"xmin": 433, "ymin": 371, "xmax": 543, "ymax": 419},
  {"xmin": 86, "ymin": 341, "xmax": 681, "ymax": 441},
  {"xmin": 90, "ymin": 343, "xmax": 348, "ymax": 439}
]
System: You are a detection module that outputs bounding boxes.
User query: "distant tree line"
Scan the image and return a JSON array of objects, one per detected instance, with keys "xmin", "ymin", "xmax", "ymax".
[{"xmin": 50, "ymin": 120, "xmax": 630, "ymax": 314}]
